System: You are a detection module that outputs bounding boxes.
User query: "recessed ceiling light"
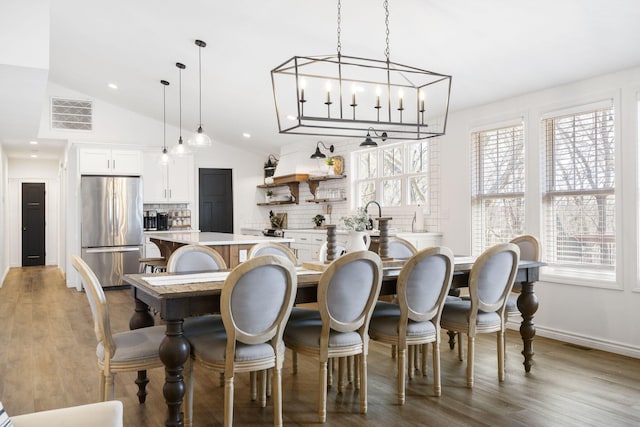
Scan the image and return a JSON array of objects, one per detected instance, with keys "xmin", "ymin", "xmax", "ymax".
[
  {"xmin": 242, "ymin": 133, "xmax": 251, "ymax": 139},
  {"xmin": 286, "ymin": 115, "xmax": 296, "ymax": 121},
  {"xmin": 108, "ymin": 83, "xmax": 118, "ymax": 90},
  {"xmin": 30, "ymin": 154, "xmax": 38, "ymax": 158},
  {"xmin": 29, "ymin": 140, "xmax": 38, "ymax": 145}
]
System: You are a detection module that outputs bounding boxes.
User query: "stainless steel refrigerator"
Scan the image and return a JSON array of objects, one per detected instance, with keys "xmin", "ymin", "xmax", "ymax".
[{"xmin": 81, "ymin": 176, "xmax": 143, "ymax": 288}]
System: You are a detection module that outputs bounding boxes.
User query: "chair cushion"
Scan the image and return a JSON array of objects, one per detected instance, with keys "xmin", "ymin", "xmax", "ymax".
[
  {"xmin": 10, "ymin": 401, "xmax": 123, "ymax": 427},
  {"xmin": 188, "ymin": 331, "xmax": 280, "ymax": 363},
  {"xmin": 441, "ymin": 300, "xmax": 501, "ymax": 328},
  {"xmin": 284, "ymin": 320, "xmax": 362, "ymax": 349},
  {"xmin": 288, "ymin": 307, "xmax": 321, "ymax": 323},
  {"xmin": 369, "ymin": 314, "xmax": 436, "ymax": 338},
  {"xmin": 97, "ymin": 326, "xmax": 165, "ymax": 363},
  {"xmin": 183, "ymin": 315, "xmax": 224, "ymax": 337}
]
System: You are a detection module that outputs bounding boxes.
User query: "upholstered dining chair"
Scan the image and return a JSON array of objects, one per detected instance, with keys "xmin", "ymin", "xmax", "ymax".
[
  {"xmin": 384, "ymin": 236, "xmax": 418, "ymax": 260},
  {"xmin": 505, "ymin": 235, "xmax": 541, "ymax": 318},
  {"xmin": 185, "ymin": 254, "xmax": 297, "ymax": 427},
  {"xmin": 166, "ymin": 244, "xmax": 227, "ymax": 273},
  {"xmin": 248, "ymin": 241, "xmax": 298, "ymax": 265},
  {"xmin": 369, "ymin": 246, "xmax": 454, "ymax": 403},
  {"xmin": 247, "ymin": 241, "xmax": 298, "ymax": 403},
  {"xmin": 283, "ymin": 250, "xmax": 383, "ymax": 423},
  {"xmin": 165, "ymin": 244, "xmax": 228, "ymax": 338},
  {"xmin": 71, "ymin": 255, "xmax": 165, "ymax": 402},
  {"xmin": 440, "ymin": 243, "xmax": 520, "ymax": 388}
]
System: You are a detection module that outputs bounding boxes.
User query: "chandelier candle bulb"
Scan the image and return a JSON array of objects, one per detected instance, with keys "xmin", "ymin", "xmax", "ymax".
[
  {"xmin": 398, "ymin": 90, "xmax": 404, "ymax": 110},
  {"xmin": 420, "ymin": 91, "xmax": 425, "ymax": 112}
]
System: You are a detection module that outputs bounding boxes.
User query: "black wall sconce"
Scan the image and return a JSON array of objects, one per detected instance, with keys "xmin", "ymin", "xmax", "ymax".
[{"xmin": 310, "ymin": 141, "xmax": 334, "ymax": 159}]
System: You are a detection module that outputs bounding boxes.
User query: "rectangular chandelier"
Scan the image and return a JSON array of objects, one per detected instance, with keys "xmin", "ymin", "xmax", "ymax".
[{"xmin": 271, "ymin": 53, "xmax": 452, "ymax": 140}]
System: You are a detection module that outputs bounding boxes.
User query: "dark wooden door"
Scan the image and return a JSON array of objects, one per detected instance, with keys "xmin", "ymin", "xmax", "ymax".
[
  {"xmin": 199, "ymin": 169, "xmax": 233, "ymax": 232},
  {"xmin": 22, "ymin": 183, "xmax": 46, "ymax": 266}
]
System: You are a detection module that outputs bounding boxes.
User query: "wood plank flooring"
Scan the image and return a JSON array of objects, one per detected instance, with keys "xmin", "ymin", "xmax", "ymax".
[{"xmin": 1, "ymin": 266, "xmax": 639, "ymax": 426}]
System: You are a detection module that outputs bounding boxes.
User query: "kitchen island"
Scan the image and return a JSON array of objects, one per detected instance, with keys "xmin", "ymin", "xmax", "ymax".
[{"xmin": 146, "ymin": 231, "xmax": 293, "ymax": 268}]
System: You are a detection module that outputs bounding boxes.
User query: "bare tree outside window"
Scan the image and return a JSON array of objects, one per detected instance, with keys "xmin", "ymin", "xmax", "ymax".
[
  {"xmin": 471, "ymin": 124, "xmax": 525, "ymax": 254},
  {"xmin": 544, "ymin": 107, "xmax": 615, "ymax": 269}
]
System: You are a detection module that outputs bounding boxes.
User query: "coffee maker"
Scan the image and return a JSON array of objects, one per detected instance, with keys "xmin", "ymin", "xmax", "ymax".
[{"xmin": 157, "ymin": 212, "xmax": 169, "ymax": 230}]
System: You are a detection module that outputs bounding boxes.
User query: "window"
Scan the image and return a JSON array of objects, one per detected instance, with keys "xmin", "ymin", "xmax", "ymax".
[
  {"xmin": 471, "ymin": 124, "xmax": 525, "ymax": 254},
  {"xmin": 353, "ymin": 141, "xmax": 430, "ymax": 209},
  {"xmin": 543, "ymin": 106, "xmax": 615, "ymax": 271}
]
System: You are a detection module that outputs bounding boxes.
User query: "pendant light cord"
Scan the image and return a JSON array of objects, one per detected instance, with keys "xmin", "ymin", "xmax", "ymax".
[
  {"xmin": 163, "ymin": 83, "xmax": 167, "ymax": 149},
  {"xmin": 384, "ymin": 0, "xmax": 391, "ymax": 60},
  {"xmin": 336, "ymin": 0, "xmax": 341, "ymax": 55},
  {"xmin": 198, "ymin": 43, "xmax": 202, "ymax": 127},
  {"xmin": 179, "ymin": 65, "xmax": 183, "ymax": 141}
]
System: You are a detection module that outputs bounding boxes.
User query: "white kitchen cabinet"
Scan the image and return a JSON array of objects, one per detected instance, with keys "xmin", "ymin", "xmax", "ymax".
[
  {"xmin": 285, "ymin": 229, "xmax": 348, "ymax": 263},
  {"xmin": 143, "ymin": 154, "xmax": 193, "ymax": 203},
  {"xmin": 79, "ymin": 148, "xmax": 143, "ymax": 175}
]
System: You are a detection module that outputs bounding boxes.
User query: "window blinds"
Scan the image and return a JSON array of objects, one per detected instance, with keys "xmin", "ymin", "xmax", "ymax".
[
  {"xmin": 471, "ymin": 124, "xmax": 525, "ymax": 255},
  {"xmin": 543, "ymin": 107, "xmax": 615, "ymax": 268}
]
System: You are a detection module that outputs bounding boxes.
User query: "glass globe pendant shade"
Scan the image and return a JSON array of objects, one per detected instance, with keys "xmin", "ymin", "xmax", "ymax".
[
  {"xmin": 188, "ymin": 126, "xmax": 212, "ymax": 147},
  {"xmin": 159, "ymin": 147, "xmax": 169, "ymax": 165}
]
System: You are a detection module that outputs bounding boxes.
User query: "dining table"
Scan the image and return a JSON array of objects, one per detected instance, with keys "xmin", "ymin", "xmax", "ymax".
[{"xmin": 124, "ymin": 257, "xmax": 543, "ymax": 427}]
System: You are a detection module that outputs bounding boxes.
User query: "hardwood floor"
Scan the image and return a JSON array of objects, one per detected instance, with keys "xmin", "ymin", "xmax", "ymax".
[{"xmin": 1, "ymin": 266, "xmax": 639, "ymax": 426}]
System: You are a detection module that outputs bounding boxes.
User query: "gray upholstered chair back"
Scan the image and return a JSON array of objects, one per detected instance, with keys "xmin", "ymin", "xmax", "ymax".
[
  {"xmin": 510, "ymin": 235, "xmax": 541, "ymax": 262},
  {"xmin": 247, "ymin": 242, "xmax": 298, "ymax": 265},
  {"xmin": 470, "ymin": 243, "xmax": 520, "ymax": 313},
  {"xmin": 71, "ymin": 254, "xmax": 116, "ymax": 355},
  {"xmin": 167, "ymin": 245, "xmax": 227, "ymax": 273},
  {"xmin": 386, "ymin": 237, "xmax": 417, "ymax": 260},
  {"xmin": 398, "ymin": 246, "xmax": 454, "ymax": 323},
  {"xmin": 221, "ymin": 254, "xmax": 297, "ymax": 346},
  {"xmin": 318, "ymin": 250, "xmax": 383, "ymax": 333}
]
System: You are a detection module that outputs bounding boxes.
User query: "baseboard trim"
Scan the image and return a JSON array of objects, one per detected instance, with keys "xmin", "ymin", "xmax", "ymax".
[{"xmin": 507, "ymin": 320, "xmax": 640, "ymax": 359}]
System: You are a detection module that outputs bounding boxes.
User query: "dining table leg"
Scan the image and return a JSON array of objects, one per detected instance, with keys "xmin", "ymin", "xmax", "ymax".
[
  {"xmin": 160, "ymin": 319, "xmax": 190, "ymax": 427},
  {"xmin": 129, "ymin": 298, "xmax": 155, "ymax": 403},
  {"xmin": 517, "ymin": 280, "xmax": 539, "ymax": 373}
]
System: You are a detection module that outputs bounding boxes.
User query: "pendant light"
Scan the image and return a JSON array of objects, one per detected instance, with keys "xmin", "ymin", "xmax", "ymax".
[
  {"xmin": 271, "ymin": 0, "xmax": 452, "ymax": 141},
  {"xmin": 171, "ymin": 62, "xmax": 191, "ymax": 155},
  {"xmin": 159, "ymin": 79, "xmax": 170, "ymax": 165},
  {"xmin": 187, "ymin": 39, "xmax": 212, "ymax": 147}
]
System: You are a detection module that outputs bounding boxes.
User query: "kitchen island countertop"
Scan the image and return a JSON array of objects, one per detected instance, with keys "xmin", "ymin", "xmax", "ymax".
[{"xmin": 145, "ymin": 231, "xmax": 293, "ymax": 245}]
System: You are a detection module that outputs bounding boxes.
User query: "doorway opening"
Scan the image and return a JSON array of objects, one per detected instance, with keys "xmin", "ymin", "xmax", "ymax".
[
  {"xmin": 199, "ymin": 168, "xmax": 233, "ymax": 232},
  {"xmin": 22, "ymin": 182, "xmax": 46, "ymax": 266}
]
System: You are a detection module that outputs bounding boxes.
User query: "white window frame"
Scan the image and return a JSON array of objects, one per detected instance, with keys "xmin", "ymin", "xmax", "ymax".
[
  {"xmin": 471, "ymin": 122, "xmax": 525, "ymax": 255},
  {"xmin": 540, "ymin": 100, "xmax": 618, "ymax": 287},
  {"xmin": 351, "ymin": 140, "xmax": 431, "ymax": 213}
]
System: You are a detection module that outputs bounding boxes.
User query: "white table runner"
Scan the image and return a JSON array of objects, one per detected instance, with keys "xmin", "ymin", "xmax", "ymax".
[{"xmin": 142, "ymin": 271, "xmax": 230, "ymax": 286}]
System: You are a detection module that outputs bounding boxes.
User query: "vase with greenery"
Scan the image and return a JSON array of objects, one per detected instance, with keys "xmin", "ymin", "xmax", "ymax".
[
  {"xmin": 340, "ymin": 207, "xmax": 371, "ymax": 251},
  {"xmin": 326, "ymin": 157, "xmax": 335, "ymax": 175},
  {"xmin": 265, "ymin": 190, "xmax": 274, "ymax": 203}
]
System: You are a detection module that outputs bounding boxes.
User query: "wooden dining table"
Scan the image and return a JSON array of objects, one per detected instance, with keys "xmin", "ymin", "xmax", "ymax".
[{"xmin": 124, "ymin": 258, "xmax": 543, "ymax": 427}]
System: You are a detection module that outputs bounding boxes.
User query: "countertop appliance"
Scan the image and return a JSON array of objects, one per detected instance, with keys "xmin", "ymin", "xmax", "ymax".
[
  {"xmin": 81, "ymin": 176, "xmax": 143, "ymax": 288},
  {"xmin": 262, "ymin": 228, "xmax": 284, "ymax": 237},
  {"xmin": 157, "ymin": 212, "xmax": 169, "ymax": 231}
]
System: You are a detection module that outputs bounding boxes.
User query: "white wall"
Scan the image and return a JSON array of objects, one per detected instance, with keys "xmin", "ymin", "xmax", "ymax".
[
  {"xmin": 437, "ymin": 66, "xmax": 640, "ymax": 358},
  {"xmin": 7, "ymin": 158, "xmax": 61, "ymax": 267},
  {"xmin": 0, "ymin": 148, "xmax": 7, "ymax": 285}
]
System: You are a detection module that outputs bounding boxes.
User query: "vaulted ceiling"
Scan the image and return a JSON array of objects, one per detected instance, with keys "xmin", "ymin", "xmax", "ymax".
[{"xmin": 3, "ymin": 0, "xmax": 640, "ymax": 159}]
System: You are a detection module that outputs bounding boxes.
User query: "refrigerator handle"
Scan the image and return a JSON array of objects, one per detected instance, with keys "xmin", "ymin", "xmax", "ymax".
[{"xmin": 85, "ymin": 247, "xmax": 141, "ymax": 254}]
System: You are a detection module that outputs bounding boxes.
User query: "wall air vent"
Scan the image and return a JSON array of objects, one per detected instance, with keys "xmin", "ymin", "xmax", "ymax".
[{"xmin": 50, "ymin": 97, "xmax": 93, "ymax": 131}]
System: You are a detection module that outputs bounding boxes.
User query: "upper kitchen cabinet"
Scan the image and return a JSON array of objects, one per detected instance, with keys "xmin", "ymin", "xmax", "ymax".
[
  {"xmin": 143, "ymin": 154, "xmax": 193, "ymax": 203},
  {"xmin": 79, "ymin": 148, "xmax": 143, "ymax": 175}
]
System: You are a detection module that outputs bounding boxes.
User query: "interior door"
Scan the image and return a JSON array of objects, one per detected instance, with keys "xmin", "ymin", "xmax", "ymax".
[
  {"xmin": 22, "ymin": 183, "xmax": 46, "ymax": 266},
  {"xmin": 199, "ymin": 168, "xmax": 233, "ymax": 232}
]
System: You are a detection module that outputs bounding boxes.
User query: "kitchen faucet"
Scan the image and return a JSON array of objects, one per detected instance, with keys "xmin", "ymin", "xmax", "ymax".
[{"xmin": 364, "ymin": 200, "xmax": 382, "ymax": 230}]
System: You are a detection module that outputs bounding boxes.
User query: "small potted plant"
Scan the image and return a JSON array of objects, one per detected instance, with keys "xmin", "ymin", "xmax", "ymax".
[
  {"xmin": 312, "ymin": 214, "xmax": 326, "ymax": 228},
  {"xmin": 325, "ymin": 157, "xmax": 335, "ymax": 175},
  {"xmin": 265, "ymin": 190, "xmax": 274, "ymax": 203}
]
